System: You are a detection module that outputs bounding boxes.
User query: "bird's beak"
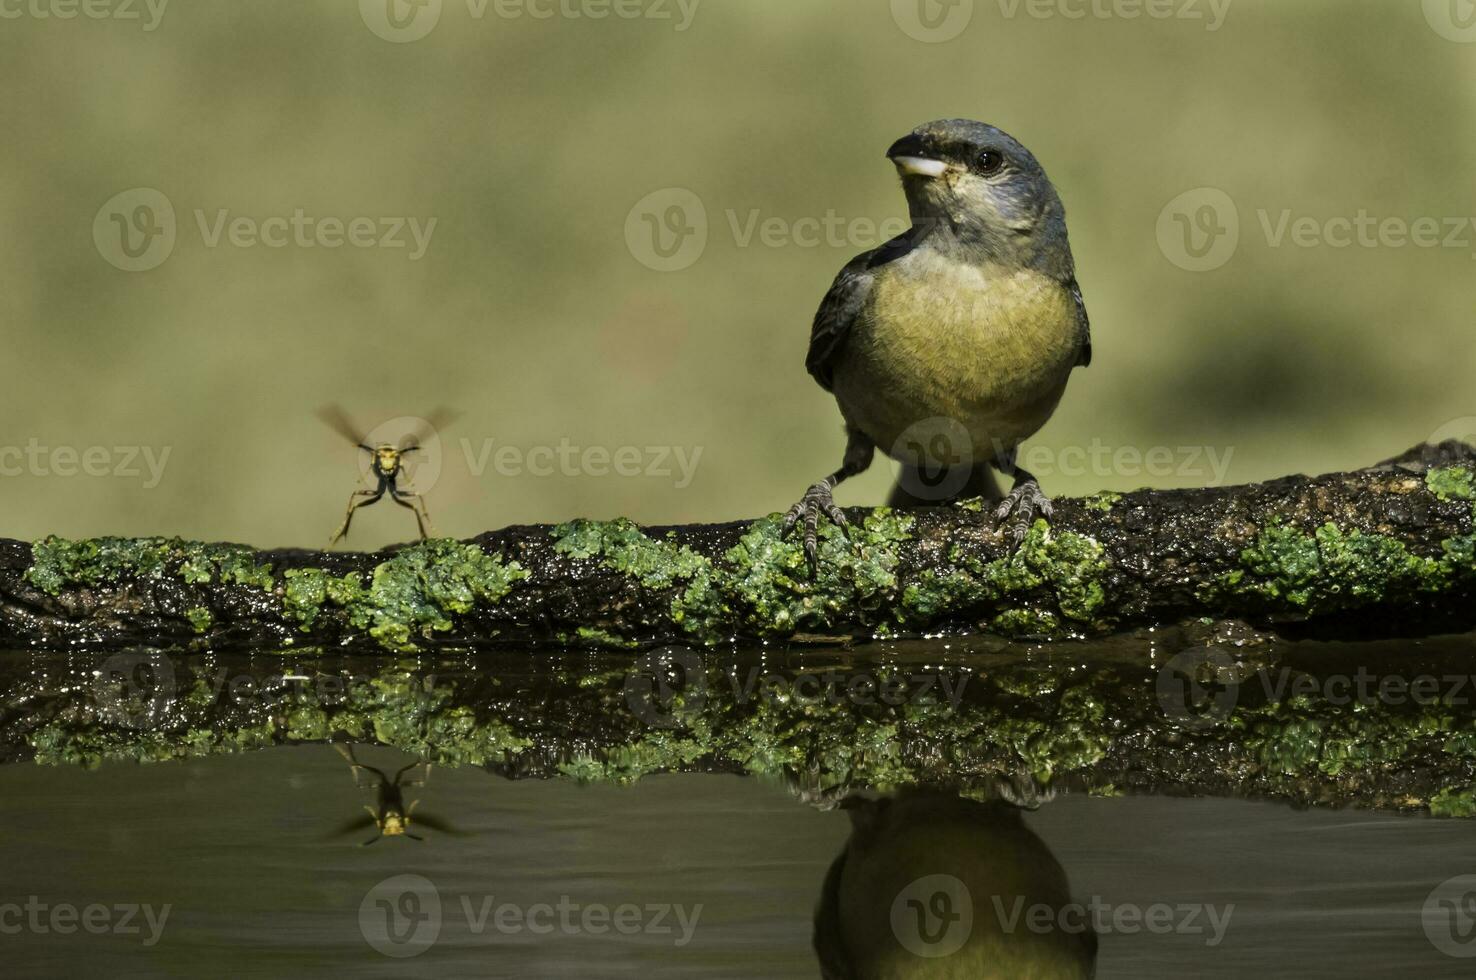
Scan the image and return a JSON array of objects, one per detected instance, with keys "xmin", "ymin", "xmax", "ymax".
[{"xmin": 887, "ymin": 134, "xmax": 948, "ymax": 179}]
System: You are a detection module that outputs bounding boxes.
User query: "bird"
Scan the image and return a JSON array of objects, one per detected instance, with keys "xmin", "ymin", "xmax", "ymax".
[{"xmin": 783, "ymin": 119, "xmax": 1091, "ymax": 568}]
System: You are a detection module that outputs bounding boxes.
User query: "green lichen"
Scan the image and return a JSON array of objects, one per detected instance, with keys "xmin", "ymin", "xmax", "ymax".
[
  {"xmin": 990, "ymin": 607, "xmax": 1061, "ymax": 636},
  {"xmin": 1083, "ymin": 491, "xmax": 1123, "ymax": 514},
  {"xmin": 22, "ymin": 650, "xmax": 1476, "ymax": 816},
  {"xmin": 721, "ymin": 511, "xmax": 914, "ymax": 637},
  {"xmin": 552, "ymin": 511, "xmax": 916, "ymax": 643},
  {"xmin": 25, "ymin": 536, "xmax": 274, "ymax": 596},
  {"xmin": 976, "ymin": 521, "xmax": 1110, "ymax": 625},
  {"xmin": 29, "ymin": 668, "xmax": 531, "ymax": 769},
  {"xmin": 573, "ymin": 626, "xmax": 641, "ymax": 649},
  {"xmin": 901, "ymin": 569, "xmax": 981, "ymax": 619},
  {"xmin": 553, "ymin": 518, "xmax": 730, "ymax": 641},
  {"xmin": 1427, "ymin": 466, "xmax": 1475, "ymax": 502},
  {"xmin": 897, "ymin": 521, "xmax": 1110, "ymax": 637},
  {"xmin": 1213, "ymin": 521, "xmax": 1467, "ymax": 614},
  {"xmin": 346, "ymin": 539, "xmax": 527, "ymax": 652},
  {"xmin": 1430, "ymin": 786, "xmax": 1476, "ymax": 818},
  {"xmin": 553, "ymin": 518, "xmax": 706, "ymax": 588},
  {"xmin": 282, "ymin": 568, "xmax": 367, "ymax": 631},
  {"xmin": 184, "ymin": 607, "xmax": 213, "ymax": 634}
]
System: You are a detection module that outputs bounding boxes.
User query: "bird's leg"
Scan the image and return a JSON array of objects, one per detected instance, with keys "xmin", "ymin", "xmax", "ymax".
[
  {"xmin": 992, "ymin": 449, "xmax": 1053, "ymax": 547},
  {"xmin": 391, "ymin": 489, "xmax": 434, "ymax": 540},
  {"xmin": 330, "ymin": 489, "xmax": 383, "ymax": 545},
  {"xmin": 783, "ymin": 430, "xmax": 874, "ymax": 571}
]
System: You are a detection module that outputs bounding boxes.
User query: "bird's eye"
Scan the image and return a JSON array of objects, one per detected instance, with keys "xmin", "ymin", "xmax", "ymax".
[{"xmin": 975, "ymin": 150, "xmax": 1005, "ymax": 176}]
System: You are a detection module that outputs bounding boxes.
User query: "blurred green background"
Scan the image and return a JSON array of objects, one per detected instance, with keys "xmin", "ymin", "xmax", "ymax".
[{"xmin": 1, "ymin": 0, "xmax": 1473, "ymax": 549}]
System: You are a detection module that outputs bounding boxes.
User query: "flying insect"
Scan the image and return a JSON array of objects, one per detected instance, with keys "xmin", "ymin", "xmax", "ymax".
[
  {"xmin": 318, "ymin": 405, "xmax": 458, "ymax": 545},
  {"xmin": 330, "ymin": 744, "xmax": 459, "ymax": 845}
]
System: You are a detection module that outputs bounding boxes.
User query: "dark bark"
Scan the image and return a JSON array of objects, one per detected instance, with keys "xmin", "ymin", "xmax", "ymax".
[{"xmin": 0, "ymin": 441, "xmax": 1473, "ymax": 653}]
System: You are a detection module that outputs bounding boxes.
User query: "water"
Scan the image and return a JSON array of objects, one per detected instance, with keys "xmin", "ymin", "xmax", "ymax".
[{"xmin": 2, "ymin": 637, "xmax": 1475, "ymax": 977}]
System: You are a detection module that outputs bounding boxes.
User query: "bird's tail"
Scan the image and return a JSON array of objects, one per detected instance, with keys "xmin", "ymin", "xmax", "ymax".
[{"xmin": 887, "ymin": 462, "xmax": 1001, "ymax": 508}]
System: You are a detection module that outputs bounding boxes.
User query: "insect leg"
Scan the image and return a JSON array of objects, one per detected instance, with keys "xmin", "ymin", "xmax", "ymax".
[{"xmin": 330, "ymin": 488, "xmax": 384, "ymax": 545}]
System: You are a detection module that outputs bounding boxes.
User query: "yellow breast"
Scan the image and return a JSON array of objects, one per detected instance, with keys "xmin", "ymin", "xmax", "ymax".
[{"xmin": 832, "ymin": 253, "xmax": 1079, "ymax": 458}]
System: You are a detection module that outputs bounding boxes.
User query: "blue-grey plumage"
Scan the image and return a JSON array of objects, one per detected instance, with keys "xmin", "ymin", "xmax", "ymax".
[{"xmin": 784, "ymin": 120, "xmax": 1090, "ymax": 566}]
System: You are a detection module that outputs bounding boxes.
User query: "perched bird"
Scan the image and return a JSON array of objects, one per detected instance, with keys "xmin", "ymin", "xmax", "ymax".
[{"xmin": 784, "ymin": 119, "xmax": 1091, "ymax": 566}]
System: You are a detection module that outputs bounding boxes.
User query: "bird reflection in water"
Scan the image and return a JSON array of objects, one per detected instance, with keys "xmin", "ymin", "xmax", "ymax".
[{"xmin": 813, "ymin": 789, "xmax": 1097, "ymax": 979}]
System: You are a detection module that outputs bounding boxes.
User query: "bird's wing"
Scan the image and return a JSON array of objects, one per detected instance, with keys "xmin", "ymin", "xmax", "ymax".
[
  {"xmin": 1065, "ymin": 274, "xmax": 1091, "ymax": 368},
  {"xmin": 805, "ymin": 236, "xmax": 913, "ymax": 392}
]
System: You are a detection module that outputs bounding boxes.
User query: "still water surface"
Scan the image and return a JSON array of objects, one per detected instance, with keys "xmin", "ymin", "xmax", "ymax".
[{"xmin": 1, "ymin": 640, "xmax": 1474, "ymax": 977}]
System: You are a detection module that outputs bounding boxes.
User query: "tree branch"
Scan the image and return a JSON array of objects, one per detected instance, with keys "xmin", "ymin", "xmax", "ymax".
[{"xmin": 1, "ymin": 442, "xmax": 1473, "ymax": 652}]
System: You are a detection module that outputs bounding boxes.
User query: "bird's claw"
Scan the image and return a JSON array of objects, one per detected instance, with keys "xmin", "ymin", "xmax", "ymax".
[
  {"xmin": 992, "ymin": 480, "xmax": 1053, "ymax": 548},
  {"xmin": 782, "ymin": 481, "xmax": 850, "ymax": 571}
]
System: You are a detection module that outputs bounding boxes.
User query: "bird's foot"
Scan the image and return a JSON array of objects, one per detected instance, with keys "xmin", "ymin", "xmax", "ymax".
[
  {"xmin": 992, "ymin": 479, "xmax": 1053, "ymax": 548},
  {"xmin": 782, "ymin": 480, "xmax": 849, "ymax": 572}
]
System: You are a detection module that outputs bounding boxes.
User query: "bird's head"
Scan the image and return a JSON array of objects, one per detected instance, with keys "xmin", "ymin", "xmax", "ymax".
[{"xmin": 887, "ymin": 119, "xmax": 1069, "ymax": 269}]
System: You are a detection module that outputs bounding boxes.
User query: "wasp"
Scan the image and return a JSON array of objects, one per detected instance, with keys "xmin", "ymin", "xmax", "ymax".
[
  {"xmin": 319, "ymin": 405, "xmax": 459, "ymax": 545},
  {"xmin": 331, "ymin": 744, "xmax": 459, "ymax": 845}
]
